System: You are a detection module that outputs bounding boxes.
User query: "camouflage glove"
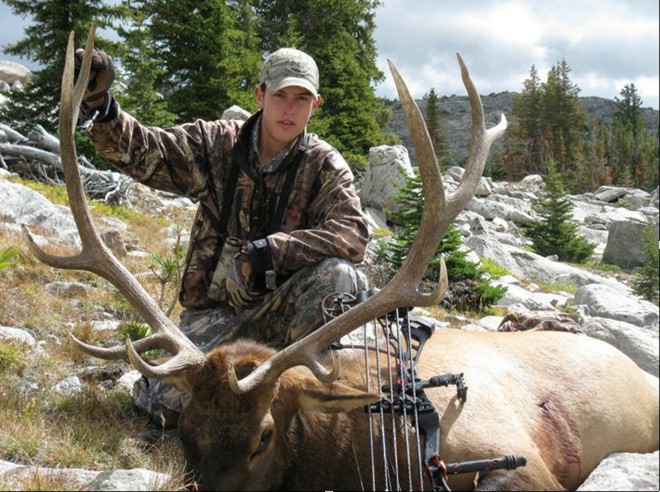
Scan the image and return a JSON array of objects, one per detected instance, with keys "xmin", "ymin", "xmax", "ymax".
[
  {"xmin": 225, "ymin": 250, "xmax": 261, "ymax": 309},
  {"xmin": 74, "ymin": 48, "xmax": 115, "ymax": 109}
]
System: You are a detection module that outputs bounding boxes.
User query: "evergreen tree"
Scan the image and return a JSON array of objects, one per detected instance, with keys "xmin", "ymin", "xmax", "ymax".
[
  {"xmin": 631, "ymin": 225, "xmax": 660, "ymax": 305},
  {"xmin": 503, "ymin": 60, "xmax": 588, "ymax": 190},
  {"xmin": 124, "ymin": 0, "xmax": 261, "ymax": 123},
  {"xmin": 0, "ymin": 0, "xmax": 122, "ymax": 134},
  {"xmin": 254, "ymin": 0, "xmax": 393, "ymax": 168},
  {"xmin": 524, "ymin": 159, "xmax": 596, "ymax": 263},
  {"xmin": 423, "ymin": 88, "xmax": 446, "ymax": 161},
  {"xmin": 504, "ymin": 64, "xmax": 545, "ymax": 180},
  {"xmin": 614, "ymin": 83, "xmax": 644, "ymax": 140},
  {"xmin": 584, "ymin": 117, "xmax": 608, "ymax": 192},
  {"xmin": 375, "ymin": 169, "xmax": 506, "ymax": 313},
  {"xmin": 114, "ymin": 0, "xmax": 177, "ymax": 127},
  {"xmin": 611, "ymin": 83, "xmax": 659, "ymax": 190},
  {"xmin": 541, "ymin": 60, "xmax": 587, "ymax": 185}
]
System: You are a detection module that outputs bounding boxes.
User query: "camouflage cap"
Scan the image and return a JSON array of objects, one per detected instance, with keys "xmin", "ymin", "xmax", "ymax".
[{"xmin": 260, "ymin": 48, "xmax": 319, "ymax": 96}]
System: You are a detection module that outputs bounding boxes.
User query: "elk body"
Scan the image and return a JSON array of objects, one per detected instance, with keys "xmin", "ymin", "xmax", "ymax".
[
  {"xmin": 174, "ymin": 330, "xmax": 659, "ymax": 491},
  {"xmin": 24, "ymin": 27, "xmax": 659, "ymax": 491}
]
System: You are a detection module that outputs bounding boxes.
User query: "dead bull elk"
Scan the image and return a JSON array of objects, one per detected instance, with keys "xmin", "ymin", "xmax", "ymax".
[{"xmin": 24, "ymin": 26, "xmax": 659, "ymax": 491}]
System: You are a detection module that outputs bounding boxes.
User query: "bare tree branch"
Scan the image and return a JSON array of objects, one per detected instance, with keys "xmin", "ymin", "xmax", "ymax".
[{"xmin": 0, "ymin": 123, "xmax": 130, "ymax": 205}]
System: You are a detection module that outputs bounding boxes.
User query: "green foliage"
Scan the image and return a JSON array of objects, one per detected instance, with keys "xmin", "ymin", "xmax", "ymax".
[
  {"xmin": 523, "ymin": 160, "xmax": 596, "ymax": 263},
  {"xmin": 423, "ymin": 88, "xmax": 447, "ymax": 159},
  {"xmin": 113, "ymin": 1, "xmax": 177, "ymax": 127},
  {"xmin": 0, "ymin": 342, "xmax": 27, "ymax": 374},
  {"xmin": 0, "ymin": 81, "xmax": 57, "ymax": 135},
  {"xmin": 374, "ymin": 169, "xmax": 506, "ymax": 313},
  {"xmin": 117, "ymin": 321, "xmax": 162, "ymax": 359},
  {"xmin": 479, "ymin": 257, "xmax": 510, "ymax": 279},
  {"xmin": 120, "ymin": 0, "xmax": 260, "ymax": 122},
  {"xmin": 0, "ymin": 246, "xmax": 19, "ymax": 271},
  {"xmin": 502, "ymin": 60, "xmax": 658, "ymax": 192},
  {"xmin": 610, "ymin": 83, "xmax": 659, "ymax": 191},
  {"xmin": 255, "ymin": 0, "xmax": 392, "ymax": 160},
  {"xmin": 534, "ymin": 279, "xmax": 579, "ymax": 295},
  {"xmin": 148, "ymin": 225, "xmax": 186, "ymax": 316},
  {"xmin": 503, "ymin": 60, "xmax": 588, "ymax": 190},
  {"xmin": 442, "ymin": 277, "xmax": 508, "ymax": 314},
  {"xmin": 0, "ymin": 0, "xmax": 122, "ymax": 135},
  {"xmin": 631, "ymin": 225, "xmax": 659, "ymax": 305},
  {"xmin": 583, "ymin": 259, "xmax": 623, "ymax": 274},
  {"xmin": 8, "ymin": 175, "xmax": 68, "ymax": 204},
  {"xmin": 118, "ymin": 321, "xmax": 154, "ymax": 344}
]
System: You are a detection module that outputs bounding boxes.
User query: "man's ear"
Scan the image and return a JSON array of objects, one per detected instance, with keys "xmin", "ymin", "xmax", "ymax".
[
  {"xmin": 311, "ymin": 94, "xmax": 322, "ymax": 114},
  {"xmin": 255, "ymin": 85, "xmax": 265, "ymax": 109}
]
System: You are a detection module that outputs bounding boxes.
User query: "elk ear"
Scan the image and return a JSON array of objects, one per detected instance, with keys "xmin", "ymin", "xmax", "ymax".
[
  {"xmin": 144, "ymin": 355, "xmax": 195, "ymax": 395},
  {"xmin": 163, "ymin": 373, "xmax": 195, "ymax": 395},
  {"xmin": 297, "ymin": 379, "xmax": 381, "ymax": 413}
]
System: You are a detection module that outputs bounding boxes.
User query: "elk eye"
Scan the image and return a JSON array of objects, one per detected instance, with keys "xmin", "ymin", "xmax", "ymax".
[{"xmin": 252, "ymin": 429, "xmax": 273, "ymax": 458}]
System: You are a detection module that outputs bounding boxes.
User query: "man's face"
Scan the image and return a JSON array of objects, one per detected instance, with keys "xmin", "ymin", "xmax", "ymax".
[{"xmin": 255, "ymin": 85, "xmax": 320, "ymax": 149}]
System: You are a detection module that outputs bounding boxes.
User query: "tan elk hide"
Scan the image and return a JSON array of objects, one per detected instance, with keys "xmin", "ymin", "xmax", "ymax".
[{"xmin": 23, "ymin": 25, "xmax": 659, "ymax": 491}]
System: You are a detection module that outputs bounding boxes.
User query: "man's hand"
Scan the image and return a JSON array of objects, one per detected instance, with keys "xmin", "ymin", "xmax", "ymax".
[
  {"xmin": 225, "ymin": 251, "xmax": 261, "ymax": 309},
  {"xmin": 74, "ymin": 48, "xmax": 115, "ymax": 109}
]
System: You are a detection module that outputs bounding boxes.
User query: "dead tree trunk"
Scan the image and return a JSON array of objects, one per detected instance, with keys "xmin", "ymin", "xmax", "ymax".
[{"xmin": 0, "ymin": 122, "xmax": 129, "ymax": 204}]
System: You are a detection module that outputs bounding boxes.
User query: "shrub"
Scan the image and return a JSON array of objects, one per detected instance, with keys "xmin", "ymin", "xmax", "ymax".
[
  {"xmin": 631, "ymin": 225, "xmax": 659, "ymax": 305},
  {"xmin": 0, "ymin": 246, "xmax": 18, "ymax": 271},
  {"xmin": 524, "ymin": 159, "xmax": 596, "ymax": 263},
  {"xmin": 374, "ymin": 168, "xmax": 506, "ymax": 313}
]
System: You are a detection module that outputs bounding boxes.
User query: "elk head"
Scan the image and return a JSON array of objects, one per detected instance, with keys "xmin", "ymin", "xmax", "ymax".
[{"xmin": 24, "ymin": 25, "xmax": 506, "ymax": 490}]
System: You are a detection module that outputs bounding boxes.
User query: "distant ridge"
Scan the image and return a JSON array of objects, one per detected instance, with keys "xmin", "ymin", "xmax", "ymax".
[{"xmin": 385, "ymin": 91, "xmax": 659, "ymax": 166}]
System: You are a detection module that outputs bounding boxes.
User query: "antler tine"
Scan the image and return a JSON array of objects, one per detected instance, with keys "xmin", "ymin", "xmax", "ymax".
[
  {"xmin": 229, "ymin": 57, "xmax": 495, "ymax": 394},
  {"xmin": 22, "ymin": 25, "xmax": 204, "ymax": 377},
  {"xmin": 448, "ymin": 53, "xmax": 507, "ymax": 218},
  {"xmin": 230, "ymin": 55, "xmax": 508, "ymax": 394}
]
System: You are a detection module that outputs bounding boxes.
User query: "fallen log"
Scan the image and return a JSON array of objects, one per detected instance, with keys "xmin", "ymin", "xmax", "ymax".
[{"xmin": 0, "ymin": 123, "xmax": 129, "ymax": 204}]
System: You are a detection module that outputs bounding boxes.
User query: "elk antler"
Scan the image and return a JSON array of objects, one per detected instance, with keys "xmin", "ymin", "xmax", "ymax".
[
  {"xmin": 228, "ymin": 54, "xmax": 508, "ymax": 394},
  {"xmin": 21, "ymin": 25, "xmax": 205, "ymax": 378}
]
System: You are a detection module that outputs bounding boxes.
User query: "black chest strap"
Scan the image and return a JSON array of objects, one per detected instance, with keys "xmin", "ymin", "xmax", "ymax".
[
  {"xmin": 269, "ymin": 133, "xmax": 309, "ymax": 235},
  {"xmin": 203, "ymin": 133, "xmax": 309, "ymax": 240}
]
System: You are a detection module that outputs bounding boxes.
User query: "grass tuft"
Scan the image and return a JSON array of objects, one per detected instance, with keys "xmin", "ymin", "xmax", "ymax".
[{"xmin": 0, "ymin": 179, "xmax": 193, "ymax": 490}]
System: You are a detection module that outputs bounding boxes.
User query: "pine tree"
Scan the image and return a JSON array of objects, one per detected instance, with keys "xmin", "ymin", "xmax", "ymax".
[
  {"xmin": 584, "ymin": 117, "xmax": 608, "ymax": 192},
  {"xmin": 631, "ymin": 225, "xmax": 660, "ymax": 305},
  {"xmin": 541, "ymin": 60, "xmax": 587, "ymax": 187},
  {"xmin": 614, "ymin": 83, "xmax": 644, "ymax": 140},
  {"xmin": 375, "ymin": 169, "xmax": 506, "ymax": 313},
  {"xmin": 504, "ymin": 64, "xmax": 545, "ymax": 179},
  {"xmin": 423, "ymin": 88, "xmax": 446, "ymax": 160},
  {"xmin": 127, "ymin": 0, "xmax": 261, "ymax": 122},
  {"xmin": 114, "ymin": 1, "xmax": 177, "ymax": 127},
  {"xmin": 254, "ymin": 0, "xmax": 393, "ymax": 168},
  {"xmin": 503, "ymin": 60, "xmax": 588, "ymax": 190},
  {"xmin": 612, "ymin": 83, "xmax": 659, "ymax": 190},
  {"xmin": 0, "ymin": 0, "xmax": 122, "ymax": 133},
  {"xmin": 524, "ymin": 159, "xmax": 596, "ymax": 263}
]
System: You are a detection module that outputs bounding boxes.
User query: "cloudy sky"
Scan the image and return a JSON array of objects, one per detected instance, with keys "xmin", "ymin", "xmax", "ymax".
[
  {"xmin": 1, "ymin": 0, "xmax": 658, "ymax": 109},
  {"xmin": 374, "ymin": 0, "xmax": 659, "ymax": 109}
]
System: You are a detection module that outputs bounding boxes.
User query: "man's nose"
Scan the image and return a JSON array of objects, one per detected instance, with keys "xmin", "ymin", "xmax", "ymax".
[{"xmin": 282, "ymin": 97, "xmax": 295, "ymax": 114}]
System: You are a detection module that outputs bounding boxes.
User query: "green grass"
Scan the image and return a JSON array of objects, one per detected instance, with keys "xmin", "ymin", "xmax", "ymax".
[
  {"xmin": 534, "ymin": 280, "xmax": 579, "ymax": 295},
  {"xmin": 480, "ymin": 257, "xmax": 510, "ymax": 279},
  {"xmin": 0, "ymin": 341, "xmax": 27, "ymax": 374},
  {"xmin": 0, "ymin": 178, "xmax": 193, "ymax": 490}
]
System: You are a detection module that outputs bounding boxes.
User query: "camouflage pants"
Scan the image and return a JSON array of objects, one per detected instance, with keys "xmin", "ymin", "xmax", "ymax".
[{"xmin": 133, "ymin": 257, "xmax": 368, "ymax": 427}]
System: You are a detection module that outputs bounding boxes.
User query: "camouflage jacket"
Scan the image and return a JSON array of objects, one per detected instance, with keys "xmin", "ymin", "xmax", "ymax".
[{"xmin": 87, "ymin": 101, "xmax": 369, "ymax": 309}]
